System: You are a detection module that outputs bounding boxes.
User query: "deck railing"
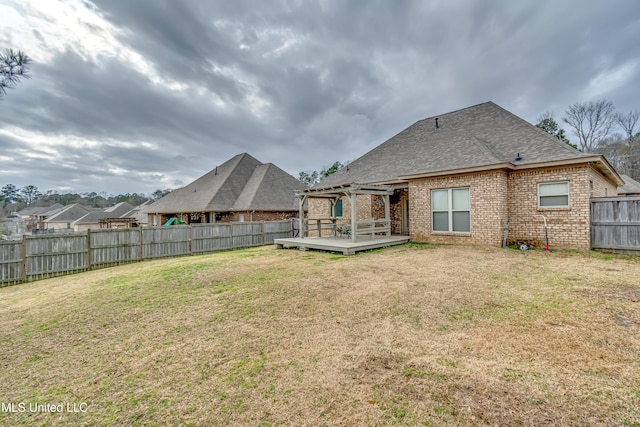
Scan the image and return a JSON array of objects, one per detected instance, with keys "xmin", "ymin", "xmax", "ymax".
[{"xmin": 304, "ymin": 218, "xmax": 390, "ymax": 239}]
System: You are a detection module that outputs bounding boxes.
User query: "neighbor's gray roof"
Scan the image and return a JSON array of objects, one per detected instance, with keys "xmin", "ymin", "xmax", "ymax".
[
  {"xmin": 74, "ymin": 202, "xmax": 135, "ymax": 224},
  {"xmin": 619, "ymin": 175, "xmax": 640, "ymax": 194},
  {"xmin": 18, "ymin": 203, "xmax": 63, "ymax": 217},
  {"xmin": 145, "ymin": 153, "xmax": 305, "ymax": 213},
  {"xmin": 44, "ymin": 203, "xmax": 93, "ymax": 223},
  {"xmin": 39, "ymin": 204, "xmax": 64, "ymax": 217},
  {"xmin": 317, "ymin": 102, "xmax": 620, "ymax": 187},
  {"xmin": 122, "ymin": 201, "xmax": 153, "ymax": 223}
]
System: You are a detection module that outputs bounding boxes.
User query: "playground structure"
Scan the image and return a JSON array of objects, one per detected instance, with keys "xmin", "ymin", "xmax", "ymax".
[{"xmin": 163, "ymin": 217, "xmax": 185, "ymax": 226}]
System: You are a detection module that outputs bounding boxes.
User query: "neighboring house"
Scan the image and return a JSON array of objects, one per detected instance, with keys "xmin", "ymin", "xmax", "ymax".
[
  {"xmin": 306, "ymin": 102, "xmax": 623, "ymax": 250},
  {"xmin": 618, "ymin": 174, "xmax": 640, "ymax": 196},
  {"xmin": 72, "ymin": 202, "xmax": 135, "ymax": 231},
  {"xmin": 120, "ymin": 200, "xmax": 153, "ymax": 227},
  {"xmin": 18, "ymin": 204, "xmax": 64, "ymax": 231},
  {"xmin": 144, "ymin": 153, "xmax": 306, "ymax": 225},
  {"xmin": 44, "ymin": 203, "xmax": 94, "ymax": 231}
]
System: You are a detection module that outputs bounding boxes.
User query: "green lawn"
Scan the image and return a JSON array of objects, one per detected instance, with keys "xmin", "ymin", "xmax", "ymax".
[{"xmin": 1, "ymin": 244, "xmax": 639, "ymax": 426}]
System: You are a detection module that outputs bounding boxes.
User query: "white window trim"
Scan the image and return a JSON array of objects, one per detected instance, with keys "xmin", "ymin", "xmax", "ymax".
[
  {"xmin": 538, "ymin": 181, "xmax": 570, "ymax": 209},
  {"xmin": 431, "ymin": 187, "xmax": 471, "ymax": 233}
]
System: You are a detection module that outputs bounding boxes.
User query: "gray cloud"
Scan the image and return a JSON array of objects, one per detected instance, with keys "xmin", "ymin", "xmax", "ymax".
[{"xmin": 1, "ymin": 0, "xmax": 639, "ymax": 196}]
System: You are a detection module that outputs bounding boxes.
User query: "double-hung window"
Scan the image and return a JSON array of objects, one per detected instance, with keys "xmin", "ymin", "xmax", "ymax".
[
  {"xmin": 432, "ymin": 188, "xmax": 470, "ymax": 232},
  {"xmin": 538, "ymin": 181, "xmax": 569, "ymax": 208}
]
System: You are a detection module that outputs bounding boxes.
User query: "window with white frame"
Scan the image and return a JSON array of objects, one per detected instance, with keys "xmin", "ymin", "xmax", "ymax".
[
  {"xmin": 432, "ymin": 187, "xmax": 470, "ymax": 232},
  {"xmin": 538, "ymin": 181, "xmax": 569, "ymax": 208}
]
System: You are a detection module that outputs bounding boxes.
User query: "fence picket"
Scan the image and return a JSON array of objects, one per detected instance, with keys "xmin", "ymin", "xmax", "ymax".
[
  {"xmin": 0, "ymin": 220, "xmax": 293, "ymax": 286},
  {"xmin": 591, "ymin": 197, "xmax": 640, "ymax": 253}
]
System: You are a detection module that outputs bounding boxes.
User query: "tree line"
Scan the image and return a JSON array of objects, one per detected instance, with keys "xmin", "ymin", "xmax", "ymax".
[
  {"xmin": 536, "ymin": 100, "xmax": 639, "ymax": 179},
  {"xmin": 298, "ymin": 161, "xmax": 344, "ymax": 186},
  {"xmin": 0, "ymin": 184, "xmax": 174, "ymax": 217}
]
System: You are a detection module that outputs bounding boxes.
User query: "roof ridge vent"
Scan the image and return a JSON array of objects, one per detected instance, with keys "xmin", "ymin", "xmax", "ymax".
[{"xmin": 435, "ymin": 118, "xmax": 439, "ymax": 129}]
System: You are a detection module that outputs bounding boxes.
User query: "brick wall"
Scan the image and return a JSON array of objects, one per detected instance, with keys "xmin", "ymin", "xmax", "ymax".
[
  {"xmin": 305, "ymin": 164, "xmax": 617, "ymax": 249},
  {"xmin": 406, "ymin": 164, "xmax": 616, "ymax": 250},
  {"xmin": 506, "ymin": 165, "xmax": 615, "ymax": 250},
  {"xmin": 307, "ymin": 196, "xmax": 351, "ymax": 237},
  {"xmin": 588, "ymin": 167, "xmax": 617, "ymax": 198},
  {"xmin": 389, "ymin": 189, "xmax": 408, "ymax": 234},
  {"xmin": 409, "ymin": 170, "xmax": 508, "ymax": 246},
  {"xmin": 507, "ymin": 166, "xmax": 581, "ymax": 249}
]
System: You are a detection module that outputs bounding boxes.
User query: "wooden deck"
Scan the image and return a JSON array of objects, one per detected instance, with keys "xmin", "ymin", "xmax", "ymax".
[{"xmin": 273, "ymin": 235, "xmax": 410, "ymax": 255}]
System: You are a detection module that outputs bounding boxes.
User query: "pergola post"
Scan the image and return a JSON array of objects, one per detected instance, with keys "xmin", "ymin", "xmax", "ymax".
[
  {"xmin": 298, "ymin": 195, "xmax": 307, "ymax": 238},
  {"xmin": 384, "ymin": 194, "xmax": 391, "ymax": 236},
  {"xmin": 350, "ymin": 191, "xmax": 357, "ymax": 243}
]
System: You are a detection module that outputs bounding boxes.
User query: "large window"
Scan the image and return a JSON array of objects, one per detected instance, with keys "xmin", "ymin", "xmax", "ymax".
[
  {"xmin": 330, "ymin": 198, "xmax": 343, "ymax": 217},
  {"xmin": 538, "ymin": 181, "xmax": 569, "ymax": 208},
  {"xmin": 432, "ymin": 188, "xmax": 470, "ymax": 233}
]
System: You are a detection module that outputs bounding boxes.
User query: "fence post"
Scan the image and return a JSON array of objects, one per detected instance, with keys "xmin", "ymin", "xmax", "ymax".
[
  {"xmin": 189, "ymin": 224, "xmax": 193, "ymax": 256},
  {"xmin": 21, "ymin": 234, "xmax": 27, "ymax": 283},
  {"xmin": 139, "ymin": 227, "xmax": 144, "ymax": 261},
  {"xmin": 87, "ymin": 229, "xmax": 92, "ymax": 270},
  {"xmin": 261, "ymin": 221, "xmax": 265, "ymax": 245}
]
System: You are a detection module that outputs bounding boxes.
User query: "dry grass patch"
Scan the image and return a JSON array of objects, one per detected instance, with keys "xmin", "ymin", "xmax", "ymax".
[{"xmin": 0, "ymin": 244, "xmax": 639, "ymax": 426}]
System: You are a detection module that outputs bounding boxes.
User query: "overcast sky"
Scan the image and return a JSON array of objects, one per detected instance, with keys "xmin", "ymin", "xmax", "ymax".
[{"xmin": 1, "ymin": 0, "xmax": 639, "ymax": 196}]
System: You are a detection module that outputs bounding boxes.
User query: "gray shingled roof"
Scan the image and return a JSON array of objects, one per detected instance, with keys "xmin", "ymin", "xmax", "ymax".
[
  {"xmin": 45, "ymin": 203, "xmax": 93, "ymax": 223},
  {"xmin": 145, "ymin": 153, "xmax": 305, "ymax": 213},
  {"xmin": 18, "ymin": 204, "xmax": 64, "ymax": 217},
  {"xmin": 122, "ymin": 201, "xmax": 153, "ymax": 223},
  {"xmin": 39, "ymin": 204, "xmax": 65, "ymax": 217},
  {"xmin": 74, "ymin": 202, "xmax": 135, "ymax": 224},
  {"xmin": 317, "ymin": 102, "xmax": 611, "ymax": 187},
  {"xmin": 619, "ymin": 175, "xmax": 640, "ymax": 194}
]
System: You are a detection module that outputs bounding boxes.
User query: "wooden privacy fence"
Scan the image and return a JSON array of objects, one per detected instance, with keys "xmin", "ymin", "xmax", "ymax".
[
  {"xmin": 591, "ymin": 197, "xmax": 640, "ymax": 253},
  {"xmin": 0, "ymin": 220, "xmax": 293, "ymax": 286}
]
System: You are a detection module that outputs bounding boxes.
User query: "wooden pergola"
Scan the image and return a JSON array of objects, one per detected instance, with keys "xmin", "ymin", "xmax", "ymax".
[
  {"xmin": 296, "ymin": 183, "xmax": 394, "ymax": 243},
  {"xmin": 98, "ymin": 217, "xmax": 138, "ymax": 228}
]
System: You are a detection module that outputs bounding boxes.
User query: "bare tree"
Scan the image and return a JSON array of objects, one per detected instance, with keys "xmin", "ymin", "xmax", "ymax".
[
  {"xmin": 593, "ymin": 110, "xmax": 640, "ymax": 178},
  {"xmin": 614, "ymin": 110, "xmax": 639, "ymax": 146},
  {"xmin": 0, "ymin": 49, "xmax": 32, "ymax": 98},
  {"xmin": 562, "ymin": 100, "xmax": 616, "ymax": 153}
]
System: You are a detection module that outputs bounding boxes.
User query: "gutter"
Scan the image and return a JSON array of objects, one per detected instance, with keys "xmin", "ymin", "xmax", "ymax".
[{"xmin": 398, "ymin": 155, "xmax": 624, "ymax": 186}]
